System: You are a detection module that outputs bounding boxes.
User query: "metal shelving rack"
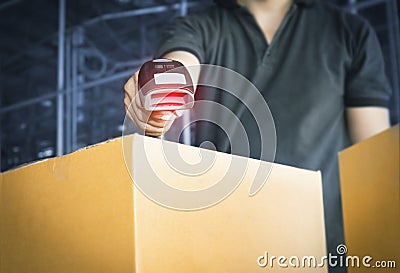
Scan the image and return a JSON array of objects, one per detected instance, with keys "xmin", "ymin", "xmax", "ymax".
[{"xmin": 0, "ymin": 0, "xmax": 399, "ymax": 171}]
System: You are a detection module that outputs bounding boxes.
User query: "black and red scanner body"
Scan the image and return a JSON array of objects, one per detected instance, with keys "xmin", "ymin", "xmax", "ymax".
[{"xmin": 138, "ymin": 59, "xmax": 194, "ymax": 111}]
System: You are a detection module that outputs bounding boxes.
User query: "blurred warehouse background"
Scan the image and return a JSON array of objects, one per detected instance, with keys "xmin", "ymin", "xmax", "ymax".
[{"xmin": 0, "ymin": 0, "xmax": 399, "ymax": 172}]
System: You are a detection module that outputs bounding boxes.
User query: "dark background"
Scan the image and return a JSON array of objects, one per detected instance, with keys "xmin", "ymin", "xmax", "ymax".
[{"xmin": 1, "ymin": 0, "xmax": 399, "ymax": 171}]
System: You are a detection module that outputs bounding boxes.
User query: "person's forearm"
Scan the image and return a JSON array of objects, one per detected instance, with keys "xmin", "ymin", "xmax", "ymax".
[{"xmin": 346, "ymin": 106, "xmax": 390, "ymax": 144}]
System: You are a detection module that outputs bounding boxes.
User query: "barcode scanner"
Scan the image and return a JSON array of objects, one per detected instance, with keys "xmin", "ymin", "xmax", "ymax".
[{"xmin": 138, "ymin": 59, "xmax": 195, "ymax": 111}]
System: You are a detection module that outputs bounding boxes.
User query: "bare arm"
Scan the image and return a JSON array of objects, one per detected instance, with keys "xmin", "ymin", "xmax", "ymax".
[
  {"xmin": 346, "ymin": 106, "xmax": 390, "ymax": 144},
  {"xmin": 162, "ymin": 51, "xmax": 200, "ymax": 69},
  {"xmin": 163, "ymin": 51, "xmax": 201, "ymax": 90},
  {"xmin": 123, "ymin": 51, "xmax": 200, "ymax": 136}
]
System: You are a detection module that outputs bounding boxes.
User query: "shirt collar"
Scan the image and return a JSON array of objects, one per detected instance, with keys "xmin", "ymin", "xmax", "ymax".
[
  {"xmin": 294, "ymin": 0, "xmax": 314, "ymax": 7},
  {"xmin": 215, "ymin": 0, "xmax": 314, "ymax": 9}
]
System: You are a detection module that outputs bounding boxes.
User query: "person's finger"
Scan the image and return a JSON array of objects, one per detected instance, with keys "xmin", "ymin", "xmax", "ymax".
[
  {"xmin": 162, "ymin": 117, "xmax": 176, "ymax": 133},
  {"xmin": 174, "ymin": 109, "xmax": 185, "ymax": 117},
  {"xmin": 124, "ymin": 76, "xmax": 137, "ymax": 101},
  {"xmin": 124, "ymin": 105, "xmax": 132, "ymax": 119},
  {"xmin": 144, "ymin": 124, "xmax": 166, "ymax": 136},
  {"xmin": 145, "ymin": 131, "xmax": 163, "ymax": 137},
  {"xmin": 124, "ymin": 96, "xmax": 140, "ymax": 122},
  {"xmin": 128, "ymin": 111, "xmax": 146, "ymax": 131},
  {"xmin": 141, "ymin": 110, "xmax": 175, "ymax": 128},
  {"xmin": 123, "ymin": 96, "xmax": 132, "ymax": 109},
  {"xmin": 125, "ymin": 95, "xmax": 152, "ymax": 124},
  {"xmin": 147, "ymin": 115, "xmax": 177, "ymax": 128},
  {"xmin": 124, "ymin": 100, "xmax": 136, "ymax": 124},
  {"xmin": 131, "ymin": 107, "xmax": 168, "ymax": 132},
  {"xmin": 134, "ymin": 108, "xmax": 174, "ymax": 123},
  {"xmin": 151, "ymin": 111, "xmax": 176, "ymax": 120},
  {"xmin": 124, "ymin": 99, "xmax": 150, "ymax": 131},
  {"xmin": 135, "ymin": 109, "xmax": 152, "ymax": 124},
  {"xmin": 134, "ymin": 91, "xmax": 144, "ymax": 109},
  {"xmin": 146, "ymin": 118, "xmax": 168, "ymax": 128},
  {"xmin": 130, "ymin": 108, "xmax": 165, "ymax": 134},
  {"xmin": 130, "ymin": 109, "xmax": 171, "ymax": 137}
]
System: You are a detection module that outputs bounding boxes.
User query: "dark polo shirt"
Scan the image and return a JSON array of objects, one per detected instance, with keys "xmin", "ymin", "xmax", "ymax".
[{"xmin": 155, "ymin": 0, "xmax": 390, "ymax": 270}]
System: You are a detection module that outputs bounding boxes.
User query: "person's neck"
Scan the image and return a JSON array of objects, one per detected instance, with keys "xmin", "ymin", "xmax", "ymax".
[
  {"xmin": 244, "ymin": 0, "xmax": 292, "ymax": 16},
  {"xmin": 242, "ymin": 0, "xmax": 293, "ymax": 44}
]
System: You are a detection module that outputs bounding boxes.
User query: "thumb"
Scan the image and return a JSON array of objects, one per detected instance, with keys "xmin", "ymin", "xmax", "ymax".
[{"xmin": 174, "ymin": 109, "xmax": 185, "ymax": 117}]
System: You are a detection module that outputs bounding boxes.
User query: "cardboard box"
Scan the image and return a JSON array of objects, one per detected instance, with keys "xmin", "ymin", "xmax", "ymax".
[
  {"xmin": 0, "ymin": 134, "xmax": 328, "ymax": 272},
  {"xmin": 0, "ymin": 138, "xmax": 135, "ymax": 273},
  {"xmin": 339, "ymin": 125, "xmax": 399, "ymax": 272}
]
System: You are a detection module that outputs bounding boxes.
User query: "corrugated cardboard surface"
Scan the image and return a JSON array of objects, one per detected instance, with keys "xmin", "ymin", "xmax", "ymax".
[
  {"xmin": 132, "ymin": 135, "xmax": 328, "ymax": 272},
  {"xmin": 339, "ymin": 125, "xmax": 400, "ymax": 273},
  {"xmin": 1, "ymin": 135, "xmax": 328, "ymax": 272},
  {"xmin": 0, "ymin": 138, "xmax": 135, "ymax": 273}
]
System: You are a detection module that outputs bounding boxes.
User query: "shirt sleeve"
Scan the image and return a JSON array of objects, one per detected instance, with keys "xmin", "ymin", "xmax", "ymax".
[
  {"xmin": 344, "ymin": 19, "xmax": 392, "ymax": 108},
  {"xmin": 154, "ymin": 14, "xmax": 207, "ymax": 64}
]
